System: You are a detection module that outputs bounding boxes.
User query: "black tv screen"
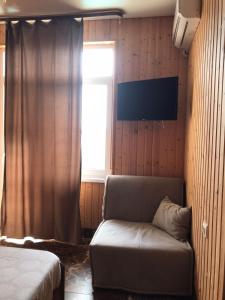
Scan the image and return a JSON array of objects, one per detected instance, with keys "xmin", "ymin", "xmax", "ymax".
[{"xmin": 117, "ymin": 77, "xmax": 178, "ymax": 120}]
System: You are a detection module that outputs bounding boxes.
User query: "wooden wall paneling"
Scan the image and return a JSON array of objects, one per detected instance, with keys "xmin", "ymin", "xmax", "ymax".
[
  {"xmin": 139, "ymin": 19, "xmax": 149, "ymax": 80},
  {"xmin": 152, "ymin": 122, "xmax": 160, "ymax": 175},
  {"xmin": 0, "ymin": 26, "xmax": 5, "ymax": 46},
  {"xmin": 151, "ymin": 19, "xmax": 161, "ymax": 176},
  {"xmin": 215, "ymin": 2, "xmax": 224, "ymax": 297},
  {"xmin": 109, "ymin": 19, "xmax": 119, "ymax": 41},
  {"xmin": 99, "ymin": 184, "xmax": 105, "ymax": 222},
  {"xmin": 80, "ymin": 182, "xmax": 85, "ymax": 228},
  {"xmin": 114, "ymin": 120, "xmax": 123, "ymax": 175},
  {"xmin": 80, "ymin": 182, "xmax": 104, "ymax": 229},
  {"xmin": 91, "ymin": 184, "xmax": 99, "ymax": 229},
  {"xmin": 206, "ymin": 0, "xmax": 219, "ymax": 298},
  {"xmin": 218, "ymin": 3, "xmax": 225, "ymax": 298},
  {"xmin": 176, "ymin": 55, "xmax": 186, "ymax": 176},
  {"xmin": 140, "ymin": 20, "xmax": 154, "ymax": 176},
  {"xmin": 203, "ymin": 0, "xmax": 213, "ymax": 294},
  {"xmin": 88, "ymin": 183, "xmax": 94, "ymax": 228},
  {"xmin": 113, "ymin": 20, "xmax": 123, "ymax": 176},
  {"xmin": 121, "ymin": 20, "xmax": 136, "ymax": 175},
  {"xmin": 143, "ymin": 122, "xmax": 153, "ymax": 175},
  {"xmin": 158, "ymin": 19, "xmax": 171, "ymax": 177},
  {"xmin": 199, "ymin": 0, "xmax": 208, "ymax": 297},
  {"xmin": 129, "ymin": 122, "xmax": 138, "ymax": 175},
  {"xmin": 207, "ymin": 0, "xmax": 216, "ymax": 297},
  {"xmin": 130, "ymin": 19, "xmax": 141, "ymax": 82},
  {"xmin": 112, "ymin": 17, "xmax": 187, "ymax": 177},
  {"xmin": 189, "ymin": 38, "xmax": 199, "ymax": 295},
  {"xmin": 203, "ymin": 0, "xmax": 215, "ymax": 296},
  {"xmin": 86, "ymin": 183, "xmax": 94, "ymax": 229},
  {"xmin": 185, "ymin": 0, "xmax": 225, "ymax": 299},
  {"xmin": 219, "ymin": 196, "xmax": 225, "ymax": 299},
  {"xmin": 165, "ymin": 19, "xmax": 177, "ymax": 175},
  {"xmin": 211, "ymin": 0, "xmax": 224, "ymax": 298},
  {"xmin": 136, "ymin": 122, "xmax": 145, "ymax": 175},
  {"xmin": 121, "ymin": 122, "xmax": 129, "ymax": 174},
  {"xmin": 83, "ymin": 183, "xmax": 88, "ymax": 228},
  {"xmin": 91, "ymin": 184, "xmax": 97, "ymax": 229},
  {"xmin": 95, "ymin": 19, "xmax": 109, "ymax": 40},
  {"xmin": 159, "ymin": 122, "xmax": 168, "ymax": 176},
  {"xmin": 200, "ymin": 0, "xmax": 211, "ymax": 296},
  {"xmin": 193, "ymin": 0, "xmax": 207, "ymax": 295},
  {"xmin": 164, "ymin": 20, "xmax": 175, "ymax": 177}
]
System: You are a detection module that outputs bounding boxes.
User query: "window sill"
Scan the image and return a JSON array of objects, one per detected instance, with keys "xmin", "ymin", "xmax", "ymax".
[{"xmin": 81, "ymin": 177, "xmax": 105, "ymax": 184}]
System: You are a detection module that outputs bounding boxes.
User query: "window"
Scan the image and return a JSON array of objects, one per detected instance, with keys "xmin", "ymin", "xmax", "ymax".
[{"xmin": 81, "ymin": 42, "xmax": 114, "ymax": 182}]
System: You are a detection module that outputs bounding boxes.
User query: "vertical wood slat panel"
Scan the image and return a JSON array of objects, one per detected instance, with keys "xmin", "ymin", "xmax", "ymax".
[
  {"xmin": 80, "ymin": 17, "xmax": 187, "ymax": 230},
  {"xmin": 218, "ymin": 0, "xmax": 225, "ymax": 295},
  {"xmin": 185, "ymin": 0, "xmax": 225, "ymax": 299},
  {"xmin": 201, "ymin": 0, "xmax": 211, "ymax": 296}
]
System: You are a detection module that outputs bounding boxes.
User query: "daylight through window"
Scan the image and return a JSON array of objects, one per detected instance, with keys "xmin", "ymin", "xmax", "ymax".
[{"xmin": 81, "ymin": 42, "xmax": 114, "ymax": 182}]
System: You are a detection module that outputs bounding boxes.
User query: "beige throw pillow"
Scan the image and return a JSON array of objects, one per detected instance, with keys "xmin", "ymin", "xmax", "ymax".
[{"xmin": 153, "ymin": 196, "xmax": 191, "ymax": 241}]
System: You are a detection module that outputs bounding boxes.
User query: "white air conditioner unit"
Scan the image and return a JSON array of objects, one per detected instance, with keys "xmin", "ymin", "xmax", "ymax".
[{"xmin": 173, "ymin": 0, "xmax": 201, "ymax": 51}]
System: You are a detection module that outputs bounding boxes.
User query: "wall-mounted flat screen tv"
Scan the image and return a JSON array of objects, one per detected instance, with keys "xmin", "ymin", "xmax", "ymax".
[{"xmin": 117, "ymin": 76, "xmax": 178, "ymax": 120}]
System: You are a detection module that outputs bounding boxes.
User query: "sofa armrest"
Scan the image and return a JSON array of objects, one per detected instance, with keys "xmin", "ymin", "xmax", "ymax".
[{"xmin": 103, "ymin": 175, "xmax": 184, "ymax": 223}]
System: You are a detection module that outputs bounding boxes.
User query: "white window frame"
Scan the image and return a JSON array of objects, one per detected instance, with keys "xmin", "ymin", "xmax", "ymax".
[{"xmin": 81, "ymin": 42, "xmax": 114, "ymax": 183}]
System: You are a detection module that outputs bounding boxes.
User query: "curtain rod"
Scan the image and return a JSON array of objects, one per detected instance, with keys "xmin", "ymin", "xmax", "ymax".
[{"xmin": 0, "ymin": 9, "xmax": 124, "ymax": 21}]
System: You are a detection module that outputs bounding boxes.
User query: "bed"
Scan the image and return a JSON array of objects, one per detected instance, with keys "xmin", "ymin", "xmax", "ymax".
[{"xmin": 0, "ymin": 246, "xmax": 64, "ymax": 300}]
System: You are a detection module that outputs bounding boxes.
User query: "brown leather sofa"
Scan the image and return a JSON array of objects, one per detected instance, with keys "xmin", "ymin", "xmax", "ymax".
[{"xmin": 90, "ymin": 175, "xmax": 193, "ymax": 296}]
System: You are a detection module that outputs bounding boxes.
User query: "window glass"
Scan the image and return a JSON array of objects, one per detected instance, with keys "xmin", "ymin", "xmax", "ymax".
[
  {"xmin": 82, "ymin": 84, "xmax": 107, "ymax": 171},
  {"xmin": 82, "ymin": 48, "xmax": 114, "ymax": 78},
  {"xmin": 81, "ymin": 43, "xmax": 114, "ymax": 182}
]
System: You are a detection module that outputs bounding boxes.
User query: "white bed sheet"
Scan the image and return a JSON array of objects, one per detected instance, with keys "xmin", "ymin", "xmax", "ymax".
[{"xmin": 0, "ymin": 246, "xmax": 61, "ymax": 300}]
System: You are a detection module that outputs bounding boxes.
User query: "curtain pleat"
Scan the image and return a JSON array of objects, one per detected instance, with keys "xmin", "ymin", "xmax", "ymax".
[{"xmin": 1, "ymin": 18, "xmax": 83, "ymax": 244}]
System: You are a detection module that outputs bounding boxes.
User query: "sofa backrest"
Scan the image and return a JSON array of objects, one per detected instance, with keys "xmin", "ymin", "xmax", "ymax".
[{"xmin": 103, "ymin": 175, "xmax": 184, "ymax": 222}]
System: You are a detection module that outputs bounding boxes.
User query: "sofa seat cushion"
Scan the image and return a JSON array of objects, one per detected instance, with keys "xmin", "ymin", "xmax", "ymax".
[{"xmin": 90, "ymin": 219, "xmax": 193, "ymax": 296}]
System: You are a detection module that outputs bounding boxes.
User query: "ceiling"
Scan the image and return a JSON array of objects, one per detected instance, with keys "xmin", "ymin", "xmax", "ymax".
[{"xmin": 0, "ymin": 0, "xmax": 176, "ymax": 19}]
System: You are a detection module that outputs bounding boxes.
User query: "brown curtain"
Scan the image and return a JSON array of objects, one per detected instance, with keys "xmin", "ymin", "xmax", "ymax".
[{"xmin": 1, "ymin": 18, "xmax": 83, "ymax": 244}]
